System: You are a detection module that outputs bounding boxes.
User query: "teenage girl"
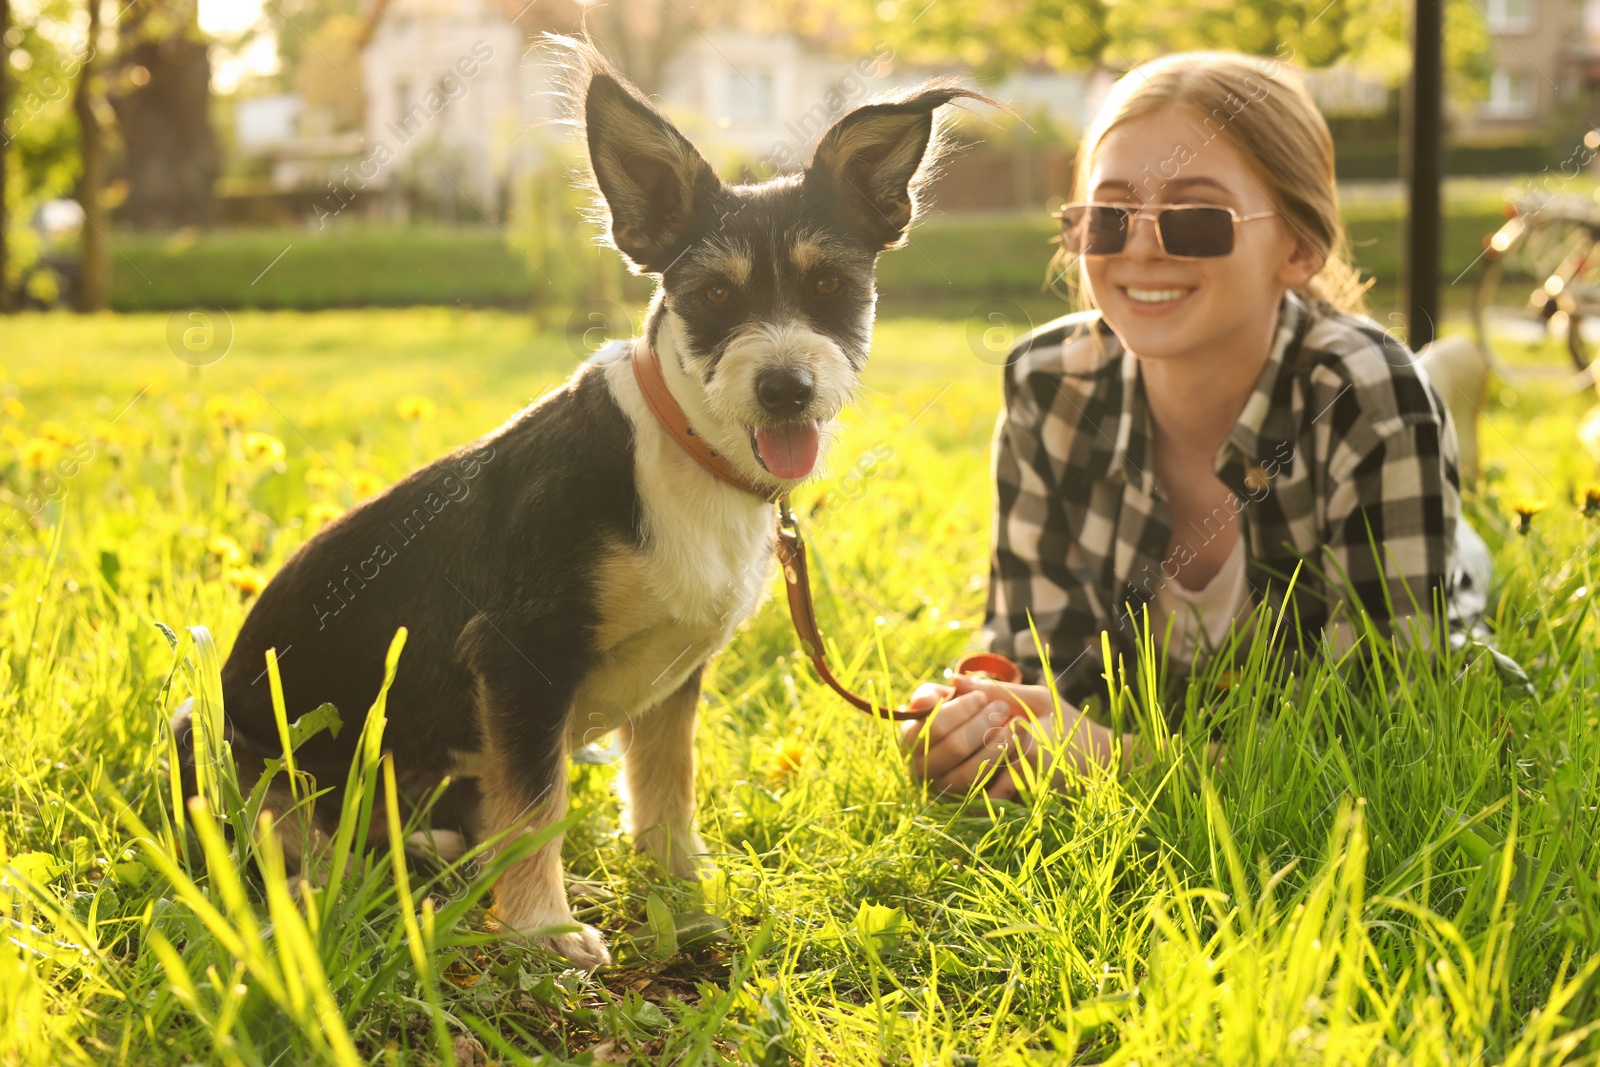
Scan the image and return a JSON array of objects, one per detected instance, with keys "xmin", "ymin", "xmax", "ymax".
[{"xmin": 901, "ymin": 52, "xmax": 1488, "ymax": 796}]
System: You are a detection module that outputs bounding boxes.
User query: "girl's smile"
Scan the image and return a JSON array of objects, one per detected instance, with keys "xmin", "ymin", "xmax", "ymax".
[{"xmin": 1116, "ymin": 284, "xmax": 1197, "ymax": 312}]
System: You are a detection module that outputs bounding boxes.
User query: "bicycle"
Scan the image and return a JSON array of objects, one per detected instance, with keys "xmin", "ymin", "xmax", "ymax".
[{"xmin": 1471, "ymin": 189, "xmax": 1600, "ymax": 386}]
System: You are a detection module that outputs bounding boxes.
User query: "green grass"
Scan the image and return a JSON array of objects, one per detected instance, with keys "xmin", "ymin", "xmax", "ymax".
[{"xmin": 1, "ymin": 305, "xmax": 1599, "ymax": 1064}]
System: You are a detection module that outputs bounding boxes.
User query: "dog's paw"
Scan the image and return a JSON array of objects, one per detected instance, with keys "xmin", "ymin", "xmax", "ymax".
[
  {"xmin": 496, "ymin": 914, "xmax": 613, "ymax": 969},
  {"xmin": 533, "ymin": 924, "xmax": 613, "ymax": 969}
]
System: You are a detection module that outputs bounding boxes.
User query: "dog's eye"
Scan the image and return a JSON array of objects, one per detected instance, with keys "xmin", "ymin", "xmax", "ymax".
[
  {"xmin": 705, "ymin": 285, "xmax": 732, "ymax": 305},
  {"xmin": 814, "ymin": 275, "xmax": 842, "ymax": 296}
]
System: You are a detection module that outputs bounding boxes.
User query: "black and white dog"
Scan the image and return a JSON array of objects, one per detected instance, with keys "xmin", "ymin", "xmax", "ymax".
[{"xmin": 177, "ymin": 38, "xmax": 985, "ymax": 967}]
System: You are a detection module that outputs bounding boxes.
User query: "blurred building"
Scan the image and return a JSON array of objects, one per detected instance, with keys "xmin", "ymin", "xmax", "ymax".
[
  {"xmin": 232, "ymin": 1, "xmax": 1594, "ymax": 222},
  {"xmin": 1461, "ymin": 0, "xmax": 1582, "ymax": 138},
  {"xmin": 352, "ymin": 4, "xmax": 1101, "ymax": 216}
]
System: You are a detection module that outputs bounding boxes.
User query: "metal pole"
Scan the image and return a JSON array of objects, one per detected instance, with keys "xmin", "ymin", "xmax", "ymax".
[{"xmin": 1403, "ymin": 0, "xmax": 1444, "ymax": 350}]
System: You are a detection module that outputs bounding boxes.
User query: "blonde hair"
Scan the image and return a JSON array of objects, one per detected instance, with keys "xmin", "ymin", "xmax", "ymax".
[{"xmin": 1050, "ymin": 51, "xmax": 1371, "ymax": 319}]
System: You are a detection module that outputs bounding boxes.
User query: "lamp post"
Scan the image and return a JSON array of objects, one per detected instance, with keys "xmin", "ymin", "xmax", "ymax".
[{"xmin": 1403, "ymin": 0, "xmax": 1444, "ymax": 350}]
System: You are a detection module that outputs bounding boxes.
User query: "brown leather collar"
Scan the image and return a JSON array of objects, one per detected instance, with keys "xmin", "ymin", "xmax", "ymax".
[{"xmin": 630, "ymin": 340, "xmax": 777, "ymax": 501}]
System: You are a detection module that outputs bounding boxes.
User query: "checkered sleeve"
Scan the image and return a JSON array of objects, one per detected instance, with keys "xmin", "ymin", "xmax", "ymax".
[
  {"xmin": 982, "ymin": 364, "xmax": 1107, "ymax": 704},
  {"xmin": 1319, "ymin": 397, "xmax": 1459, "ymax": 640}
]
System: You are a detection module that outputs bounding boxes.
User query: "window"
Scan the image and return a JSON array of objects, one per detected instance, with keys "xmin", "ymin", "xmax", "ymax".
[
  {"xmin": 1484, "ymin": 68, "xmax": 1537, "ymax": 117},
  {"xmin": 723, "ymin": 69, "xmax": 774, "ymax": 122},
  {"xmin": 1485, "ymin": 0, "xmax": 1535, "ymax": 33}
]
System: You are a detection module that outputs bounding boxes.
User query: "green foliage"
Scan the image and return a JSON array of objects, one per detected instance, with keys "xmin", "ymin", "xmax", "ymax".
[
  {"xmin": 2, "ymin": 0, "xmax": 94, "ymax": 294},
  {"xmin": 787, "ymin": 0, "xmax": 1490, "ymax": 100},
  {"xmin": 256, "ymin": 0, "xmax": 361, "ymax": 87},
  {"xmin": 0, "ymin": 307, "xmax": 1598, "ymax": 1063}
]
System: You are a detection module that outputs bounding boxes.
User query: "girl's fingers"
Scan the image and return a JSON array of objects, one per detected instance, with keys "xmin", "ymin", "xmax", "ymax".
[
  {"xmin": 913, "ymin": 691, "xmax": 993, "ymax": 748},
  {"xmin": 897, "ymin": 691, "xmax": 979, "ymax": 754},
  {"xmin": 902, "ymin": 700, "xmax": 998, "ymax": 783},
  {"xmin": 908, "ymin": 682, "xmax": 954, "ymax": 711},
  {"xmin": 900, "ymin": 687, "xmax": 971, "ymax": 752},
  {"xmin": 915, "ymin": 702, "xmax": 1015, "ymax": 783},
  {"xmin": 907, "ymin": 674, "xmax": 992, "ymax": 712},
  {"xmin": 951, "ymin": 673, "xmax": 1034, "ymax": 715},
  {"xmin": 933, "ymin": 721, "xmax": 1016, "ymax": 792}
]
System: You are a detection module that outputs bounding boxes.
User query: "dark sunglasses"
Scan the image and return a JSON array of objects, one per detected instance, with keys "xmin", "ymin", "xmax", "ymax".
[{"xmin": 1053, "ymin": 201, "xmax": 1278, "ymax": 259}]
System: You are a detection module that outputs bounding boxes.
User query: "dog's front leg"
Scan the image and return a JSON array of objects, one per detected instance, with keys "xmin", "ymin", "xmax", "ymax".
[
  {"xmin": 467, "ymin": 624, "xmax": 610, "ymax": 969},
  {"xmin": 618, "ymin": 664, "xmax": 711, "ymax": 880}
]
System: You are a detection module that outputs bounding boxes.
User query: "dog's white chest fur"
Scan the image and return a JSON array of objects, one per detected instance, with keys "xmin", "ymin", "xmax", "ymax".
[{"xmin": 565, "ymin": 342, "xmax": 776, "ymax": 739}]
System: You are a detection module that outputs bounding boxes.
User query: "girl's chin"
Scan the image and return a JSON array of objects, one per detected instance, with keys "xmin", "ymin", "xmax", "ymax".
[{"xmin": 1104, "ymin": 297, "xmax": 1206, "ymax": 356}]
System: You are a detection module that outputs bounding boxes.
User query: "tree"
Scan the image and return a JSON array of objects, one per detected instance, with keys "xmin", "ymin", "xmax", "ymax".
[
  {"xmin": 1, "ymin": 0, "xmax": 11, "ymax": 312},
  {"xmin": 72, "ymin": 0, "xmax": 108, "ymax": 311},
  {"xmin": 3, "ymin": 0, "xmax": 100, "ymax": 306},
  {"xmin": 778, "ymin": 0, "xmax": 1489, "ymax": 106},
  {"xmin": 592, "ymin": 0, "xmax": 704, "ymax": 95},
  {"xmin": 112, "ymin": 0, "xmax": 218, "ymax": 229},
  {"xmin": 262, "ymin": 0, "xmax": 360, "ymax": 88},
  {"xmin": 296, "ymin": 13, "xmax": 364, "ymax": 134}
]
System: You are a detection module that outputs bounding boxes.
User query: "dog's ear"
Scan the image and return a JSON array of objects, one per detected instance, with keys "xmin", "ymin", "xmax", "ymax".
[
  {"xmin": 806, "ymin": 85, "xmax": 999, "ymax": 251},
  {"xmin": 585, "ymin": 72, "xmax": 720, "ymax": 273}
]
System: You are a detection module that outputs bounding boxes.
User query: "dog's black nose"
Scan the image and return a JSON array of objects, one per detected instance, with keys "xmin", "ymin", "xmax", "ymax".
[{"xmin": 756, "ymin": 368, "xmax": 815, "ymax": 416}]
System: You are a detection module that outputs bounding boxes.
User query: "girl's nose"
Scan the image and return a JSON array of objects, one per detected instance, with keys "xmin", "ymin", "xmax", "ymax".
[{"xmin": 1123, "ymin": 210, "xmax": 1166, "ymax": 259}]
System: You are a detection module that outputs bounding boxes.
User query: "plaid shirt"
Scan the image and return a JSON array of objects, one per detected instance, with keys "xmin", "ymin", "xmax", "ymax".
[{"xmin": 983, "ymin": 288, "xmax": 1469, "ymax": 707}]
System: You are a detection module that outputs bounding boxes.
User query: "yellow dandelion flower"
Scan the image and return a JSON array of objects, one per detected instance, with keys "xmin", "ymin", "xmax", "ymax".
[
  {"xmin": 20, "ymin": 438, "xmax": 55, "ymax": 469},
  {"xmin": 242, "ymin": 431, "xmax": 286, "ymax": 464},
  {"xmin": 764, "ymin": 737, "xmax": 809, "ymax": 785},
  {"xmin": 227, "ymin": 567, "xmax": 267, "ymax": 595},
  {"xmin": 2, "ymin": 397, "xmax": 24, "ymax": 419},
  {"xmin": 2, "ymin": 425, "xmax": 28, "ymax": 447},
  {"xmin": 396, "ymin": 396, "xmax": 438, "ymax": 422},
  {"xmin": 36, "ymin": 421, "xmax": 78, "ymax": 446},
  {"xmin": 203, "ymin": 396, "xmax": 244, "ymax": 429},
  {"xmin": 1511, "ymin": 499, "xmax": 1547, "ymax": 535},
  {"xmin": 307, "ymin": 501, "xmax": 344, "ymax": 527},
  {"xmin": 351, "ymin": 469, "xmax": 386, "ymax": 498},
  {"xmin": 90, "ymin": 420, "xmax": 140, "ymax": 446},
  {"xmin": 207, "ymin": 534, "xmax": 244, "ymax": 566},
  {"xmin": 305, "ymin": 467, "xmax": 344, "ymax": 491}
]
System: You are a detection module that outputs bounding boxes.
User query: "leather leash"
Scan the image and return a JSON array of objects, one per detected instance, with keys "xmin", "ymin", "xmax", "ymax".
[{"xmin": 631, "ymin": 341, "xmax": 1022, "ymax": 721}]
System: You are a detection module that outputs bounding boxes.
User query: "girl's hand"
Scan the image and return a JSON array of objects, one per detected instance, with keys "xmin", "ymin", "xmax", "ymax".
[
  {"xmin": 898, "ymin": 674, "xmax": 1051, "ymax": 798},
  {"xmin": 901, "ymin": 675, "xmax": 1128, "ymax": 798}
]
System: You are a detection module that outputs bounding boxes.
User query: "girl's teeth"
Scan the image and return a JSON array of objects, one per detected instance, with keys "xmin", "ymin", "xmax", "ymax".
[{"xmin": 1126, "ymin": 287, "xmax": 1190, "ymax": 303}]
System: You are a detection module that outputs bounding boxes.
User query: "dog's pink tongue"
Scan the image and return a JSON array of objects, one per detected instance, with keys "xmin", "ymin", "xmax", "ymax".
[{"xmin": 755, "ymin": 422, "xmax": 820, "ymax": 480}]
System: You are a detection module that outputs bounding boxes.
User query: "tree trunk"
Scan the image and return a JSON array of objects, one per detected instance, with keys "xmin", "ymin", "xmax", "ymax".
[
  {"xmin": 599, "ymin": 0, "xmax": 697, "ymax": 97},
  {"xmin": 73, "ymin": 0, "xmax": 110, "ymax": 313},
  {"xmin": 0, "ymin": 0, "xmax": 11, "ymax": 313},
  {"xmin": 113, "ymin": 0, "xmax": 217, "ymax": 230}
]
